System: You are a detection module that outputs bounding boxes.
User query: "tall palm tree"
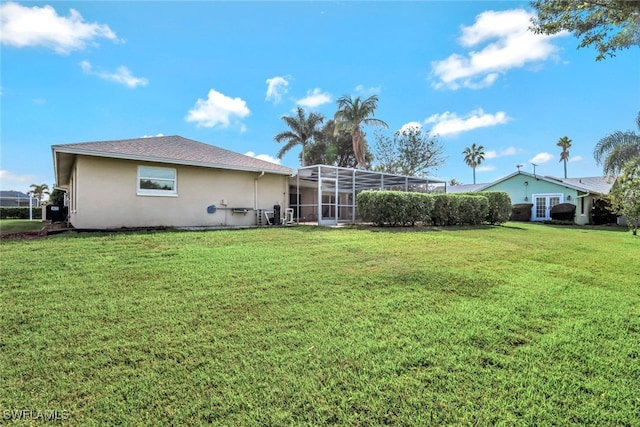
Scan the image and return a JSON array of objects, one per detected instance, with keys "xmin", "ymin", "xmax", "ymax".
[
  {"xmin": 27, "ymin": 183, "xmax": 49, "ymax": 204},
  {"xmin": 334, "ymin": 95, "xmax": 388, "ymax": 168},
  {"xmin": 557, "ymin": 136, "xmax": 572, "ymax": 178},
  {"xmin": 594, "ymin": 112, "xmax": 640, "ymax": 176},
  {"xmin": 462, "ymin": 143, "xmax": 485, "ymax": 184},
  {"xmin": 274, "ymin": 107, "xmax": 324, "ymax": 166}
]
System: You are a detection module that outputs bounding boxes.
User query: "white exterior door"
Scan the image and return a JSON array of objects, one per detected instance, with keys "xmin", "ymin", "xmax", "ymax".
[
  {"xmin": 532, "ymin": 194, "xmax": 563, "ymax": 221},
  {"xmin": 318, "ymin": 178, "xmax": 338, "ymax": 225}
]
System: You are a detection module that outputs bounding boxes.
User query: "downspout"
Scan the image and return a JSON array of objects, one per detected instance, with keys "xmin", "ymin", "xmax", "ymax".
[{"xmin": 254, "ymin": 171, "xmax": 265, "ymax": 211}]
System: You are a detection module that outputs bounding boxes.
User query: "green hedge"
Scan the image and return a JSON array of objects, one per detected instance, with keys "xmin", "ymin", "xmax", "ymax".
[
  {"xmin": 357, "ymin": 191, "xmax": 434, "ymax": 226},
  {"xmin": 430, "ymin": 194, "xmax": 489, "ymax": 226},
  {"xmin": 482, "ymin": 192, "xmax": 512, "ymax": 225},
  {"xmin": 357, "ymin": 191, "xmax": 505, "ymax": 227},
  {"xmin": 0, "ymin": 207, "xmax": 41, "ymax": 219}
]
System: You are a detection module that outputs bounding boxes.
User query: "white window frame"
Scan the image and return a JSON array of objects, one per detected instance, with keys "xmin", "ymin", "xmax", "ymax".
[
  {"xmin": 531, "ymin": 193, "xmax": 563, "ymax": 221},
  {"xmin": 137, "ymin": 166, "xmax": 178, "ymax": 197}
]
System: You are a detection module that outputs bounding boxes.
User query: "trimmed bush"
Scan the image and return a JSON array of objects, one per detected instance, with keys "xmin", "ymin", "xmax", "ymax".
[
  {"xmin": 0, "ymin": 207, "xmax": 40, "ymax": 219},
  {"xmin": 357, "ymin": 190, "xmax": 433, "ymax": 227},
  {"xmin": 431, "ymin": 194, "xmax": 458, "ymax": 225},
  {"xmin": 483, "ymin": 192, "xmax": 512, "ymax": 225},
  {"xmin": 511, "ymin": 204, "xmax": 533, "ymax": 221},
  {"xmin": 458, "ymin": 195, "xmax": 489, "ymax": 225},
  {"xmin": 358, "ymin": 191, "xmax": 497, "ymax": 227},
  {"xmin": 550, "ymin": 203, "xmax": 576, "ymax": 221}
]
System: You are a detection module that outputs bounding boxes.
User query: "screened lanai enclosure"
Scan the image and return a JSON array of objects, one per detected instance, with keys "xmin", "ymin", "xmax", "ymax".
[{"xmin": 291, "ymin": 165, "xmax": 447, "ymax": 225}]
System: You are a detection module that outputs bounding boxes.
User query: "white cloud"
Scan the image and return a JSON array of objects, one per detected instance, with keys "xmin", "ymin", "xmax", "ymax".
[
  {"xmin": 265, "ymin": 76, "xmax": 289, "ymax": 104},
  {"xmin": 424, "ymin": 109, "xmax": 510, "ymax": 136},
  {"xmin": 296, "ymin": 88, "xmax": 332, "ymax": 108},
  {"xmin": 0, "ymin": 169, "xmax": 34, "ymax": 182},
  {"xmin": 476, "ymin": 165, "xmax": 496, "ymax": 172},
  {"xmin": 141, "ymin": 133, "xmax": 164, "ymax": 138},
  {"xmin": 431, "ymin": 9, "xmax": 566, "ymax": 90},
  {"xmin": 530, "ymin": 152, "xmax": 554, "ymax": 164},
  {"xmin": 485, "ymin": 146, "xmax": 519, "ymax": 159},
  {"xmin": 501, "ymin": 146, "xmax": 518, "ymax": 156},
  {"xmin": 354, "ymin": 84, "xmax": 381, "ymax": 95},
  {"xmin": 245, "ymin": 151, "xmax": 281, "ymax": 165},
  {"xmin": 485, "ymin": 150, "xmax": 498, "ymax": 159},
  {"xmin": 81, "ymin": 60, "xmax": 148, "ymax": 88},
  {"xmin": 186, "ymin": 89, "xmax": 250, "ymax": 128},
  {"xmin": 0, "ymin": 170, "xmax": 38, "ymax": 191},
  {"xmin": 0, "ymin": 2, "xmax": 119, "ymax": 54},
  {"xmin": 568, "ymin": 155, "xmax": 584, "ymax": 163}
]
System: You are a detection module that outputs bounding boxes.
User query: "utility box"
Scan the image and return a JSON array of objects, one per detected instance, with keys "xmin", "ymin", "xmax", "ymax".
[{"xmin": 46, "ymin": 204, "xmax": 67, "ymax": 222}]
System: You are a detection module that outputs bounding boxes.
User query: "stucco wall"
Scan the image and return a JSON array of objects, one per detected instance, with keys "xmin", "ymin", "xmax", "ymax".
[
  {"xmin": 70, "ymin": 156, "xmax": 289, "ymax": 229},
  {"xmin": 482, "ymin": 174, "xmax": 593, "ymax": 225}
]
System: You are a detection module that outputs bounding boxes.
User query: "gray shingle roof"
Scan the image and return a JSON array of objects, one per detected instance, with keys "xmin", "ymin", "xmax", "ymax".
[
  {"xmin": 555, "ymin": 176, "xmax": 614, "ymax": 195},
  {"xmin": 446, "ymin": 183, "xmax": 488, "ymax": 193},
  {"xmin": 53, "ymin": 135, "xmax": 293, "ymax": 175}
]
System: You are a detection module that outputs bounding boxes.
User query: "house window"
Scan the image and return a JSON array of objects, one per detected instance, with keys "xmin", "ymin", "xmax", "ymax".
[{"xmin": 137, "ymin": 166, "xmax": 177, "ymax": 196}]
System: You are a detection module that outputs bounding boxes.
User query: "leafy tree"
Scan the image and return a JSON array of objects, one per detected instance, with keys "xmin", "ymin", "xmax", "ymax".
[
  {"xmin": 448, "ymin": 178, "xmax": 463, "ymax": 186},
  {"xmin": 373, "ymin": 130, "xmax": 399, "ymax": 173},
  {"xmin": 463, "ymin": 143, "xmax": 486, "ymax": 184},
  {"xmin": 594, "ymin": 112, "xmax": 640, "ymax": 176},
  {"xmin": 274, "ymin": 107, "xmax": 324, "ymax": 166},
  {"xmin": 529, "ymin": 0, "xmax": 640, "ymax": 60},
  {"xmin": 334, "ymin": 95, "xmax": 388, "ymax": 168},
  {"xmin": 303, "ymin": 120, "xmax": 373, "ymax": 168},
  {"xmin": 48, "ymin": 188, "xmax": 65, "ymax": 205},
  {"xmin": 557, "ymin": 135, "xmax": 572, "ymax": 178},
  {"xmin": 373, "ymin": 126, "xmax": 446, "ymax": 177},
  {"xmin": 27, "ymin": 183, "xmax": 49, "ymax": 203},
  {"xmin": 609, "ymin": 156, "xmax": 640, "ymax": 235}
]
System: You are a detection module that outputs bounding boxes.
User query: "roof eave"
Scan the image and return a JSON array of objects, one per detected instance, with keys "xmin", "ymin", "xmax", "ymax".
[{"xmin": 51, "ymin": 146, "xmax": 293, "ymax": 176}]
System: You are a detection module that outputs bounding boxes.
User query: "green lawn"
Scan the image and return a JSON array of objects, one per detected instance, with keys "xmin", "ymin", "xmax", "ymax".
[
  {"xmin": 0, "ymin": 219, "xmax": 44, "ymax": 236},
  {"xmin": 1, "ymin": 223, "xmax": 638, "ymax": 425}
]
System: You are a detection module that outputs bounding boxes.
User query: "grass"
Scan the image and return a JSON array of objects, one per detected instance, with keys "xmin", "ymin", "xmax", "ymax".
[
  {"xmin": 1, "ymin": 223, "xmax": 638, "ymax": 425},
  {"xmin": 0, "ymin": 219, "xmax": 45, "ymax": 236}
]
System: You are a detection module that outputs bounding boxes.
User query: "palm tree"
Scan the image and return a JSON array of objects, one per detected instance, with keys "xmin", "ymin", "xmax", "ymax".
[
  {"xmin": 462, "ymin": 143, "xmax": 485, "ymax": 184},
  {"xmin": 274, "ymin": 107, "xmax": 324, "ymax": 166},
  {"xmin": 27, "ymin": 183, "xmax": 49, "ymax": 204},
  {"xmin": 557, "ymin": 136, "xmax": 572, "ymax": 178},
  {"xmin": 334, "ymin": 95, "xmax": 388, "ymax": 168},
  {"xmin": 594, "ymin": 112, "xmax": 640, "ymax": 176}
]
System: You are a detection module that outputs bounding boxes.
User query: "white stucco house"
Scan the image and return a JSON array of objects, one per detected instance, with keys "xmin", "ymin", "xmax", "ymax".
[
  {"xmin": 52, "ymin": 135, "xmax": 449, "ymax": 229},
  {"xmin": 52, "ymin": 135, "xmax": 294, "ymax": 229}
]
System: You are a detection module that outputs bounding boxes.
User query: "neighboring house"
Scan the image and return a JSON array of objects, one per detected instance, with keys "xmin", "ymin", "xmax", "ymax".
[
  {"xmin": 52, "ymin": 136, "xmax": 294, "ymax": 229},
  {"xmin": 445, "ymin": 184, "xmax": 487, "ymax": 194},
  {"xmin": 0, "ymin": 190, "xmax": 34, "ymax": 207},
  {"xmin": 449, "ymin": 171, "xmax": 613, "ymax": 225}
]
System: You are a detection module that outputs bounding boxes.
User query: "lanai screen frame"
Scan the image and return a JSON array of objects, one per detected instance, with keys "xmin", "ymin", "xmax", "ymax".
[{"xmin": 292, "ymin": 164, "xmax": 446, "ymax": 225}]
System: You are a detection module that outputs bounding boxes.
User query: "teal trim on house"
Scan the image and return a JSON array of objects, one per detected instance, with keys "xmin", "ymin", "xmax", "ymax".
[
  {"xmin": 482, "ymin": 173, "xmax": 579, "ymax": 205},
  {"xmin": 448, "ymin": 171, "xmax": 613, "ymax": 225}
]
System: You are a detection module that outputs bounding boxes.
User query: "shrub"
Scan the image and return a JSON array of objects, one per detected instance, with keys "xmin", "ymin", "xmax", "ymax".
[
  {"xmin": 482, "ymin": 192, "xmax": 512, "ymax": 225},
  {"xmin": 359, "ymin": 191, "xmax": 492, "ymax": 227},
  {"xmin": 458, "ymin": 195, "xmax": 489, "ymax": 225},
  {"xmin": 592, "ymin": 198, "xmax": 617, "ymax": 224},
  {"xmin": 550, "ymin": 203, "xmax": 576, "ymax": 221},
  {"xmin": 357, "ymin": 190, "xmax": 433, "ymax": 226},
  {"xmin": 511, "ymin": 204, "xmax": 533, "ymax": 221},
  {"xmin": 0, "ymin": 207, "xmax": 40, "ymax": 219}
]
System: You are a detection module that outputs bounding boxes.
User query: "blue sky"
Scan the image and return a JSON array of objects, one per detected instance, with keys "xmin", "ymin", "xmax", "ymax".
[{"xmin": 1, "ymin": 1, "xmax": 639, "ymax": 193}]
